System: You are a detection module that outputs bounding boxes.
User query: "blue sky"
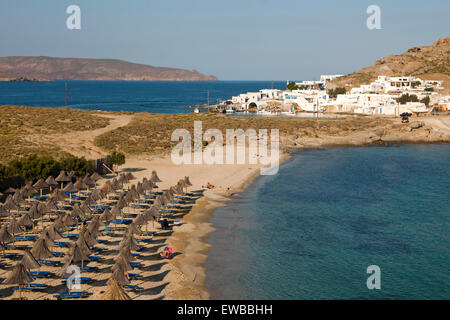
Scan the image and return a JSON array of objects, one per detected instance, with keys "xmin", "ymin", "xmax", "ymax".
[{"xmin": 0, "ymin": 0, "xmax": 449, "ymax": 80}]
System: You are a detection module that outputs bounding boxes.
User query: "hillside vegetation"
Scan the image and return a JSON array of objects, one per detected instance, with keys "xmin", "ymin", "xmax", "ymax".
[{"xmin": 329, "ymin": 36, "xmax": 450, "ymax": 93}]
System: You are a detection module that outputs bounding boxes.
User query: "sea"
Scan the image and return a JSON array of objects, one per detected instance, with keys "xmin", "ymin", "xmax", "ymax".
[
  {"xmin": 205, "ymin": 144, "xmax": 450, "ymax": 299},
  {"xmin": 0, "ymin": 81, "xmax": 449, "ymax": 299},
  {"xmin": 0, "ymin": 80, "xmax": 286, "ymax": 113}
]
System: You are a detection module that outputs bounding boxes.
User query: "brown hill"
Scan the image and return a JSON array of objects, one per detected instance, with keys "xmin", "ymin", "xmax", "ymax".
[
  {"xmin": 329, "ymin": 36, "xmax": 450, "ymax": 92},
  {"xmin": 0, "ymin": 56, "xmax": 218, "ymax": 81}
]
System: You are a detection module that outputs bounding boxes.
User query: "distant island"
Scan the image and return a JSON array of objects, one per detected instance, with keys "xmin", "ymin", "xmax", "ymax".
[{"xmin": 0, "ymin": 56, "xmax": 218, "ymax": 81}]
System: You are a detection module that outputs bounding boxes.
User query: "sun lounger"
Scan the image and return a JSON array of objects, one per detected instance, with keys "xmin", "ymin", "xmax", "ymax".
[
  {"xmin": 15, "ymin": 235, "xmax": 38, "ymax": 241},
  {"xmin": 5, "ymin": 244, "xmax": 29, "ymax": 250},
  {"xmin": 89, "ymin": 255, "xmax": 100, "ymax": 261},
  {"xmin": 112, "ymin": 218, "xmax": 133, "ymax": 225},
  {"xmin": 127, "ymin": 273, "xmax": 140, "ymax": 280},
  {"xmin": 160, "ymin": 209, "xmax": 177, "ymax": 213},
  {"xmin": 136, "ymin": 238, "xmax": 152, "ymax": 243},
  {"xmin": 62, "ymin": 277, "xmax": 92, "ymax": 284},
  {"xmin": 122, "ymin": 213, "xmax": 138, "ymax": 218},
  {"xmin": 0, "ymin": 262, "xmax": 6, "ymax": 268},
  {"xmin": 53, "ymin": 252, "xmax": 64, "ymax": 257},
  {"xmin": 91, "ymin": 205, "xmax": 109, "ymax": 210},
  {"xmin": 130, "ymin": 262, "xmax": 140, "ymax": 268},
  {"xmin": 30, "ymin": 271, "xmax": 52, "ymax": 278},
  {"xmin": 14, "ymin": 283, "xmax": 47, "ymax": 292},
  {"xmin": 38, "ymin": 260, "xmax": 60, "ymax": 266},
  {"xmin": 138, "ymin": 231, "xmax": 155, "ymax": 236},
  {"xmin": 80, "ymin": 266, "xmax": 99, "ymax": 272},
  {"xmin": 0, "ymin": 252, "xmax": 18, "ymax": 259},
  {"xmin": 108, "ymin": 226, "xmax": 126, "ymax": 231},
  {"xmin": 97, "ymin": 239, "xmax": 107, "ymax": 244},
  {"xmin": 61, "ymin": 233, "xmax": 79, "ymax": 238},
  {"xmin": 53, "ymin": 291, "xmax": 90, "ymax": 299},
  {"xmin": 54, "ymin": 241, "xmax": 70, "ymax": 248},
  {"xmin": 124, "ymin": 285, "xmax": 143, "ymax": 292}
]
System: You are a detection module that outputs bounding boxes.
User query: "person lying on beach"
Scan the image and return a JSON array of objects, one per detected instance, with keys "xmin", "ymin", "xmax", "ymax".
[
  {"xmin": 226, "ymin": 187, "xmax": 233, "ymax": 196},
  {"xmin": 202, "ymin": 182, "xmax": 215, "ymax": 189},
  {"xmin": 160, "ymin": 247, "xmax": 172, "ymax": 259}
]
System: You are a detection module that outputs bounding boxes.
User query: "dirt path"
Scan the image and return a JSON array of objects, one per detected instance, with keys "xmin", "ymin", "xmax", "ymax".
[{"xmin": 40, "ymin": 114, "xmax": 134, "ymax": 159}]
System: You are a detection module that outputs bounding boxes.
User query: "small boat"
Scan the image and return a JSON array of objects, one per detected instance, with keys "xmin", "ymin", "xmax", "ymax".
[{"xmin": 194, "ymin": 108, "xmax": 200, "ymax": 113}]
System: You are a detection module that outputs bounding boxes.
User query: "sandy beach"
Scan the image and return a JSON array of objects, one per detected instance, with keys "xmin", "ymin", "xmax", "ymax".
[{"xmin": 0, "ymin": 108, "xmax": 449, "ymax": 300}]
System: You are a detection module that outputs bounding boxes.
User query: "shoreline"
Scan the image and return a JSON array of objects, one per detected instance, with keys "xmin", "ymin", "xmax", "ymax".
[{"xmin": 164, "ymin": 154, "xmax": 291, "ymax": 299}]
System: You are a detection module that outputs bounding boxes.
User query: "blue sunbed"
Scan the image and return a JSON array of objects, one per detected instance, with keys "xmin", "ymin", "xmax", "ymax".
[
  {"xmin": 62, "ymin": 277, "xmax": 92, "ymax": 284},
  {"xmin": 89, "ymin": 255, "xmax": 100, "ymax": 261},
  {"xmin": 61, "ymin": 233, "xmax": 79, "ymax": 239},
  {"xmin": 108, "ymin": 226, "xmax": 126, "ymax": 231},
  {"xmin": 15, "ymin": 235, "xmax": 38, "ymax": 241},
  {"xmin": 13, "ymin": 283, "xmax": 47, "ymax": 292},
  {"xmin": 0, "ymin": 252, "xmax": 18, "ymax": 259},
  {"xmin": 80, "ymin": 266, "xmax": 99, "ymax": 272},
  {"xmin": 124, "ymin": 285, "xmax": 143, "ymax": 291},
  {"xmin": 130, "ymin": 262, "xmax": 140, "ymax": 268},
  {"xmin": 127, "ymin": 273, "xmax": 139, "ymax": 280},
  {"xmin": 30, "ymin": 271, "xmax": 52, "ymax": 278},
  {"xmin": 38, "ymin": 260, "xmax": 60, "ymax": 266},
  {"xmin": 112, "ymin": 219, "xmax": 132, "ymax": 225},
  {"xmin": 122, "ymin": 213, "xmax": 138, "ymax": 218},
  {"xmin": 53, "ymin": 291, "xmax": 90, "ymax": 299},
  {"xmin": 54, "ymin": 241, "xmax": 70, "ymax": 248},
  {"xmin": 53, "ymin": 252, "xmax": 64, "ymax": 257},
  {"xmin": 5, "ymin": 244, "xmax": 29, "ymax": 250}
]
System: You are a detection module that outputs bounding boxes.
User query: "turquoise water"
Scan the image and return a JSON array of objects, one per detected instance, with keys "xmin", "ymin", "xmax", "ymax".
[
  {"xmin": 0, "ymin": 80, "xmax": 285, "ymax": 113},
  {"xmin": 205, "ymin": 144, "xmax": 450, "ymax": 299}
]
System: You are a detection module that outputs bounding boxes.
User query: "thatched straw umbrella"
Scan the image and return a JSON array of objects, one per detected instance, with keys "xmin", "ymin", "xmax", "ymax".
[
  {"xmin": 21, "ymin": 250, "xmax": 40, "ymax": 270},
  {"xmin": 0, "ymin": 204, "xmax": 9, "ymax": 218},
  {"xmin": 63, "ymin": 182, "xmax": 78, "ymax": 203},
  {"xmin": 125, "ymin": 172, "xmax": 136, "ymax": 181},
  {"xmin": 184, "ymin": 176, "xmax": 192, "ymax": 187},
  {"xmin": 55, "ymin": 170, "xmax": 71, "ymax": 190},
  {"xmin": 74, "ymin": 179, "xmax": 88, "ymax": 195},
  {"xmin": 111, "ymin": 268, "xmax": 130, "ymax": 286},
  {"xmin": 90, "ymin": 172, "xmax": 102, "ymax": 189},
  {"xmin": 45, "ymin": 176, "xmax": 58, "ymax": 192},
  {"xmin": 82, "ymin": 174, "xmax": 95, "ymax": 188},
  {"xmin": 150, "ymin": 171, "xmax": 161, "ymax": 183},
  {"xmin": 12, "ymin": 190, "xmax": 24, "ymax": 204},
  {"xmin": 33, "ymin": 179, "xmax": 49, "ymax": 197},
  {"xmin": 52, "ymin": 215, "xmax": 67, "ymax": 233},
  {"xmin": 30, "ymin": 238, "xmax": 54, "ymax": 260},
  {"xmin": 67, "ymin": 171, "xmax": 77, "ymax": 182},
  {"xmin": 63, "ymin": 241, "xmax": 90, "ymax": 269},
  {"xmin": 112, "ymin": 254, "xmax": 132, "ymax": 272},
  {"xmin": 4, "ymin": 196, "xmax": 19, "ymax": 213},
  {"xmin": 101, "ymin": 277, "xmax": 131, "ymax": 300},
  {"xmin": 28, "ymin": 203, "xmax": 42, "ymax": 220},
  {"xmin": 62, "ymin": 213, "xmax": 77, "ymax": 228},
  {"xmin": 0, "ymin": 225, "xmax": 15, "ymax": 246},
  {"xmin": 3, "ymin": 262, "xmax": 34, "ymax": 298},
  {"xmin": 8, "ymin": 217, "xmax": 24, "ymax": 236},
  {"xmin": 100, "ymin": 208, "xmax": 114, "ymax": 235},
  {"xmin": 38, "ymin": 230, "xmax": 55, "ymax": 248},
  {"xmin": 45, "ymin": 224, "xmax": 63, "ymax": 241},
  {"xmin": 18, "ymin": 213, "xmax": 34, "ymax": 231},
  {"xmin": 178, "ymin": 179, "xmax": 188, "ymax": 193},
  {"xmin": 101, "ymin": 181, "xmax": 114, "ymax": 199},
  {"xmin": 119, "ymin": 235, "xmax": 140, "ymax": 251}
]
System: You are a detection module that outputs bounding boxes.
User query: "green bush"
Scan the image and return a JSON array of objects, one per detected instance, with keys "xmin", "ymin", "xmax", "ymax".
[{"xmin": 1, "ymin": 154, "xmax": 92, "ymax": 183}]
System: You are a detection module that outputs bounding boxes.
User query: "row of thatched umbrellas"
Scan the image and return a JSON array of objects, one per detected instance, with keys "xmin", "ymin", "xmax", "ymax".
[{"xmin": 1, "ymin": 170, "xmax": 193, "ymax": 299}]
